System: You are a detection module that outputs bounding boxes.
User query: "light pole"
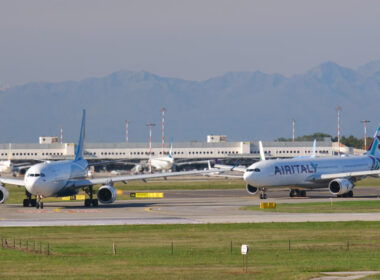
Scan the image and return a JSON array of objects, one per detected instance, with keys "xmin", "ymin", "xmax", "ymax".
[
  {"xmin": 146, "ymin": 123, "xmax": 156, "ymax": 173},
  {"xmin": 125, "ymin": 120, "xmax": 130, "ymax": 143},
  {"xmin": 292, "ymin": 119, "xmax": 295, "ymax": 142},
  {"xmin": 336, "ymin": 107, "xmax": 341, "ymax": 155},
  {"xmin": 361, "ymin": 120, "xmax": 370, "ymax": 151},
  {"xmin": 161, "ymin": 107, "xmax": 166, "ymax": 155}
]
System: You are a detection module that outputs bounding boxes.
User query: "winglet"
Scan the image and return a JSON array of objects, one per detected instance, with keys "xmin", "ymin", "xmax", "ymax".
[
  {"xmin": 75, "ymin": 109, "xmax": 86, "ymax": 161},
  {"xmin": 259, "ymin": 141, "xmax": 266, "ymax": 161}
]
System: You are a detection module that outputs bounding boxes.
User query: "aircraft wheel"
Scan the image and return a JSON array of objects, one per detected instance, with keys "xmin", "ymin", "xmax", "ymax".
[
  {"xmin": 31, "ymin": 199, "xmax": 37, "ymax": 207},
  {"xmin": 263, "ymin": 194, "xmax": 267, "ymax": 199},
  {"xmin": 23, "ymin": 199, "xmax": 30, "ymax": 207},
  {"xmin": 84, "ymin": 199, "xmax": 91, "ymax": 207},
  {"xmin": 289, "ymin": 190, "xmax": 295, "ymax": 197},
  {"xmin": 36, "ymin": 203, "xmax": 40, "ymax": 209},
  {"xmin": 348, "ymin": 191, "xmax": 353, "ymax": 197},
  {"xmin": 301, "ymin": 190, "xmax": 307, "ymax": 197},
  {"xmin": 91, "ymin": 199, "xmax": 98, "ymax": 207},
  {"xmin": 40, "ymin": 202, "xmax": 44, "ymax": 209}
]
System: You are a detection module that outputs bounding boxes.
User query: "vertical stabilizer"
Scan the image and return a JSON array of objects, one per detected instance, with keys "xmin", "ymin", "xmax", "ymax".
[
  {"xmin": 311, "ymin": 139, "xmax": 317, "ymax": 158},
  {"xmin": 259, "ymin": 141, "xmax": 266, "ymax": 161},
  {"xmin": 169, "ymin": 143, "xmax": 173, "ymax": 158},
  {"xmin": 75, "ymin": 110, "xmax": 86, "ymax": 161},
  {"xmin": 366, "ymin": 125, "xmax": 380, "ymax": 156},
  {"xmin": 8, "ymin": 143, "xmax": 12, "ymax": 161}
]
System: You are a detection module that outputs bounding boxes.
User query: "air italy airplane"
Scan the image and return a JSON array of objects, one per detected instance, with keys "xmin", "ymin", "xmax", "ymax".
[
  {"xmin": 218, "ymin": 130, "xmax": 380, "ymax": 199},
  {"xmin": 0, "ymin": 110, "xmax": 215, "ymax": 209},
  {"xmin": 244, "ymin": 128, "xmax": 380, "ymax": 199}
]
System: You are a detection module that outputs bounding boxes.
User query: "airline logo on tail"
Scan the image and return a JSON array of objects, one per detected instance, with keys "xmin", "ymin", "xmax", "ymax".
[{"xmin": 366, "ymin": 126, "xmax": 380, "ymax": 156}]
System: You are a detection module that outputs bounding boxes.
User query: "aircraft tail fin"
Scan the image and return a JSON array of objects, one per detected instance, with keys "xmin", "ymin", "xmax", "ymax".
[
  {"xmin": 75, "ymin": 109, "xmax": 86, "ymax": 161},
  {"xmin": 259, "ymin": 141, "xmax": 266, "ymax": 161},
  {"xmin": 8, "ymin": 143, "xmax": 12, "ymax": 161},
  {"xmin": 169, "ymin": 143, "xmax": 173, "ymax": 158},
  {"xmin": 366, "ymin": 125, "xmax": 380, "ymax": 156},
  {"xmin": 311, "ymin": 139, "xmax": 317, "ymax": 158}
]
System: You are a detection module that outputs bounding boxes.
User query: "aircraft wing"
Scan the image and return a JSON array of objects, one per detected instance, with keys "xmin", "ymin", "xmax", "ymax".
[
  {"xmin": 88, "ymin": 160, "xmax": 138, "ymax": 167},
  {"xmin": 214, "ymin": 164, "xmax": 247, "ymax": 173},
  {"xmin": 0, "ymin": 177, "xmax": 26, "ymax": 186},
  {"xmin": 69, "ymin": 169, "xmax": 221, "ymax": 188},
  {"xmin": 311, "ymin": 169, "xmax": 380, "ymax": 181}
]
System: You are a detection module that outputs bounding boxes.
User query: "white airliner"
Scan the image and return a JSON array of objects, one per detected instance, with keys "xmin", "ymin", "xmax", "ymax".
[
  {"xmin": 0, "ymin": 110, "xmax": 214, "ymax": 208},
  {"xmin": 132, "ymin": 147, "xmax": 174, "ymax": 173},
  {"xmin": 217, "ymin": 131, "xmax": 380, "ymax": 199}
]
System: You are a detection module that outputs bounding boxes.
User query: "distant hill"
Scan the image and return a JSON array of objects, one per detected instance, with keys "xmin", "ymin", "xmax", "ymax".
[{"xmin": 1, "ymin": 61, "xmax": 380, "ymax": 143}]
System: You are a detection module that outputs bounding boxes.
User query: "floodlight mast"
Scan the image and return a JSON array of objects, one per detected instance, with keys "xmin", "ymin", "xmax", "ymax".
[
  {"xmin": 146, "ymin": 123, "xmax": 156, "ymax": 173},
  {"xmin": 361, "ymin": 120, "xmax": 370, "ymax": 151}
]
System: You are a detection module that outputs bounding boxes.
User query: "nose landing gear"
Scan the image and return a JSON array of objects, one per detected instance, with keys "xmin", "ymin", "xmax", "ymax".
[
  {"xmin": 259, "ymin": 188, "xmax": 267, "ymax": 199},
  {"xmin": 36, "ymin": 195, "xmax": 44, "ymax": 209}
]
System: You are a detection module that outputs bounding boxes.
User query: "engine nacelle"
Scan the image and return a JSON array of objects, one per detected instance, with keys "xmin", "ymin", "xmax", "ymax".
[
  {"xmin": 0, "ymin": 185, "xmax": 9, "ymax": 204},
  {"xmin": 246, "ymin": 184, "xmax": 259, "ymax": 195},
  {"xmin": 328, "ymin": 179, "xmax": 354, "ymax": 196},
  {"xmin": 97, "ymin": 185, "xmax": 117, "ymax": 204}
]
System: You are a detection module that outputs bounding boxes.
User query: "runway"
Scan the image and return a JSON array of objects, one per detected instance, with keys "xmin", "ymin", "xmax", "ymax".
[{"xmin": 2, "ymin": 187, "xmax": 380, "ymax": 227}]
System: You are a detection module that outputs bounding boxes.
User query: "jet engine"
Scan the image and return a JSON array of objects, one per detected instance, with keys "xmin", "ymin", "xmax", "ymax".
[
  {"xmin": 328, "ymin": 179, "xmax": 354, "ymax": 196},
  {"xmin": 97, "ymin": 185, "xmax": 117, "ymax": 204},
  {"xmin": 246, "ymin": 184, "xmax": 259, "ymax": 195},
  {"xmin": 0, "ymin": 185, "xmax": 9, "ymax": 204}
]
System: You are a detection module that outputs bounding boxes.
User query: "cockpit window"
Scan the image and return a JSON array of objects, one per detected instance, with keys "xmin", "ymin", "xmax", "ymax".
[
  {"xmin": 247, "ymin": 168, "xmax": 261, "ymax": 172},
  {"xmin": 28, "ymin": 173, "xmax": 44, "ymax": 177}
]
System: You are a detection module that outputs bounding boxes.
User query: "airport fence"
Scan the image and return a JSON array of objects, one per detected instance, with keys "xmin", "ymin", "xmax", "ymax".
[{"xmin": 1, "ymin": 236, "xmax": 50, "ymax": 255}]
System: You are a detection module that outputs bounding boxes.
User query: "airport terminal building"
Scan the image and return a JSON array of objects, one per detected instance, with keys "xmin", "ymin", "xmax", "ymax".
[{"xmin": 0, "ymin": 135, "xmax": 347, "ymax": 164}]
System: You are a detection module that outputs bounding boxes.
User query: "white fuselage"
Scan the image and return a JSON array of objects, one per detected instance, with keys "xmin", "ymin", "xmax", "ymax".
[
  {"xmin": 24, "ymin": 159, "xmax": 88, "ymax": 197},
  {"xmin": 0, "ymin": 160, "xmax": 13, "ymax": 174},
  {"xmin": 243, "ymin": 155, "xmax": 378, "ymax": 189},
  {"xmin": 148, "ymin": 156, "xmax": 174, "ymax": 171}
]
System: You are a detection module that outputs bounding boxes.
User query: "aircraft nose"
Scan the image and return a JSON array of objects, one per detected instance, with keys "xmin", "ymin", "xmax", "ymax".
[
  {"xmin": 25, "ymin": 177, "xmax": 42, "ymax": 195},
  {"xmin": 243, "ymin": 171, "xmax": 252, "ymax": 182}
]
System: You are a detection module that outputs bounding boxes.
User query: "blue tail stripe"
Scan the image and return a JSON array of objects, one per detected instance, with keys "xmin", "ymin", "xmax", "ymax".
[{"xmin": 75, "ymin": 109, "xmax": 86, "ymax": 161}]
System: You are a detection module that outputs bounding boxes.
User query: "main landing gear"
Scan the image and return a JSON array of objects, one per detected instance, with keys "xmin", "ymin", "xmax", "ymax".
[
  {"xmin": 22, "ymin": 190, "xmax": 37, "ymax": 207},
  {"xmin": 84, "ymin": 186, "xmax": 98, "ymax": 207},
  {"xmin": 289, "ymin": 189, "xmax": 307, "ymax": 198},
  {"xmin": 259, "ymin": 188, "xmax": 267, "ymax": 199},
  {"xmin": 337, "ymin": 191, "xmax": 353, "ymax": 198}
]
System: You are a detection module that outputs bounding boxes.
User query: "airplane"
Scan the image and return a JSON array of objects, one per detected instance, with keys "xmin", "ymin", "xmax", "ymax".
[
  {"xmin": 131, "ymin": 145, "xmax": 174, "ymax": 173},
  {"xmin": 216, "ymin": 131, "xmax": 380, "ymax": 199},
  {"xmin": 0, "ymin": 110, "xmax": 215, "ymax": 208},
  {"xmin": 0, "ymin": 144, "xmax": 34, "ymax": 175}
]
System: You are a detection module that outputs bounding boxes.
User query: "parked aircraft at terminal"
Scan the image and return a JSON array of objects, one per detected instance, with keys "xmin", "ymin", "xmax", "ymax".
[
  {"xmin": 0, "ymin": 110, "xmax": 215, "ymax": 208},
  {"xmin": 131, "ymin": 146, "xmax": 174, "ymax": 173},
  {"xmin": 217, "ymin": 131, "xmax": 380, "ymax": 199},
  {"xmin": 0, "ymin": 144, "xmax": 33, "ymax": 175}
]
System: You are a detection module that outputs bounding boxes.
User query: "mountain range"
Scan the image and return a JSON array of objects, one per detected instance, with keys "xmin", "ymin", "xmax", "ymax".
[{"xmin": 1, "ymin": 61, "xmax": 380, "ymax": 143}]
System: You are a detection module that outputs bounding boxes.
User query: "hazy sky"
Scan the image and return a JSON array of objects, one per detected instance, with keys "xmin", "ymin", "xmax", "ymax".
[{"xmin": 1, "ymin": 0, "xmax": 380, "ymax": 85}]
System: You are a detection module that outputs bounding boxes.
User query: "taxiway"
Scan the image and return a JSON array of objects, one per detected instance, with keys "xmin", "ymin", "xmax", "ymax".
[{"xmin": 1, "ymin": 187, "xmax": 380, "ymax": 227}]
